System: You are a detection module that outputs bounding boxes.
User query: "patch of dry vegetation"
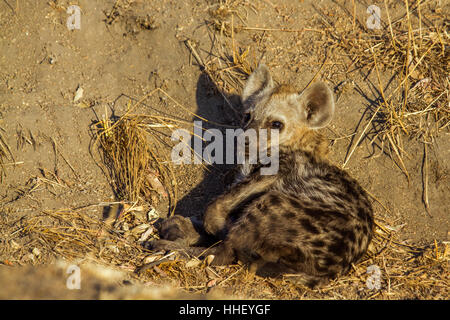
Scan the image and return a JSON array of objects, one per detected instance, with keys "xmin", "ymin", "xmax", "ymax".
[
  {"xmin": 0, "ymin": 126, "xmax": 14, "ymax": 183},
  {"xmin": 2, "ymin": 206, "xmax": 447, "ymax": 299},
  {"xmin": 315, "ymin": 1, "xmax": 449, "ymax": 182}
]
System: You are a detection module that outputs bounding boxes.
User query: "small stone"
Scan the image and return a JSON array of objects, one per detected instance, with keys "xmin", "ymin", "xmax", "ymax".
[
  {"xmin": 32, "ymin": 247, "xmax": 41, "ymax": 257},
  {"xmin": 205, "ymin": 254, "xmax": 215, "ymax": 266},
  {"xmin": 73, "ymin": 86, "xmax": 83, "ymax": 102}
]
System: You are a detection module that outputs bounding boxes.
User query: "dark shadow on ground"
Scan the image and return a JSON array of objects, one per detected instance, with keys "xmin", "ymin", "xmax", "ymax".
[{"xmin": 172, "ymin": 71, "xmax": 244, "ymax": 219}]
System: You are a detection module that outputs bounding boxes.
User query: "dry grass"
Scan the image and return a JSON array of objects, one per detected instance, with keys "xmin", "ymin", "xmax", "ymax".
[
  {"xmin": 91, "ymin": 94, "xmax": 181, "ymax": 216},
  {"xmin": 205, "ymin": 0, "xmax": 449, "ymax": 178},
  {"xmin": 3, "ymin": 206, "xmax": 447, "ymax": 299},
  {"xmin": 189, "ymin": 1, "xmax": 258, "ymax": 100},
  {"xmin": 20, "ymin": 209, "xmax": 148, "ymax": 265},
  {"xmin": 313, "ymin": 1, "xmax": 449, "ymax": 179},
  {"xmin": 136, "ymin": 219, "xmax": 449, "ymax": 299}
]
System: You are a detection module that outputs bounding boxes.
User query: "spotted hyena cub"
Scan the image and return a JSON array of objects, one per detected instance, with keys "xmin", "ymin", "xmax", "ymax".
[{"xmin": 151, "ymin": 65, "xmax": 374, "ymax": 288}]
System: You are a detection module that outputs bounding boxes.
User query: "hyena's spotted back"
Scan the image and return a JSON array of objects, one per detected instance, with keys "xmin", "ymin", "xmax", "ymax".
[
  {"xmin": 151, "ymin": 65, "xmax": 374, "ymax": 288},
  {"xmin": 221, "ymin": 151, "xmax": 373, "ymax": 287}
]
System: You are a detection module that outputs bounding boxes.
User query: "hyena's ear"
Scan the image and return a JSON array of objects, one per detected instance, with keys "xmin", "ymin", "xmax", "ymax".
[
  {"xmin": 297, "ymin": 82, "xmax": 335, "ymax": 129},
  {"xmin": 242, "ymin": 64, "xmax": 274, "ymax": 105}
]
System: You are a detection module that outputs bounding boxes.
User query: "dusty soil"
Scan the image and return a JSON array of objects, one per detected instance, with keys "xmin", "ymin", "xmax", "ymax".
[{"xmin": 0, "ymin": 0, "xmax": 448, "ymax": 299}]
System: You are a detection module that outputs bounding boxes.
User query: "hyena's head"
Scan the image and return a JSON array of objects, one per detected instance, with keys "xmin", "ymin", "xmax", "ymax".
[{"xmin": 241, "ymin": 64, "xmax": 335, "ymax": 156}]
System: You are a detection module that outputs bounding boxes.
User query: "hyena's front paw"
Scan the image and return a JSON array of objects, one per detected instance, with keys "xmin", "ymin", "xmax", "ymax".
[{"xmin": 158, "ymin": 215, "xmax": 203, "ymax": 246}]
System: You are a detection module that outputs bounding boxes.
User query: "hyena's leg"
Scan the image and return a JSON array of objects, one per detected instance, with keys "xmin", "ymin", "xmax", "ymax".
[
  {"xmin": 203, "ymin": 173, "xmax": 276, "ymax": 239},
  {"xmin": 149, "ymin": 239, "xmax": 235, "ymax": 265},
  {"xmin": 157, "ymin": 215, "xmax": 206, "ymax": 246}
]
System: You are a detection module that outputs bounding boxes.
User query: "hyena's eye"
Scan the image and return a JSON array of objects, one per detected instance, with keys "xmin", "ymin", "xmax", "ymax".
[{"xmin": 270, "ymin": 120, "xmax": 284, "ymax": 130}]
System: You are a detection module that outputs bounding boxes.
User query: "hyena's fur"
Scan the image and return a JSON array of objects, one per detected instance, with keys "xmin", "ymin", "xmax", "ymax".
[{"xmin": 151, "ymin": 65, "xmax": 374, "ymax": 288}]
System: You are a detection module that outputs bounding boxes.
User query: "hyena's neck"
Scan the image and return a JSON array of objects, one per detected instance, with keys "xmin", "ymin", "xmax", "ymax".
[{"xmin": 286, "ymin": 128, "xmax": 330, "ymax": 161}]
